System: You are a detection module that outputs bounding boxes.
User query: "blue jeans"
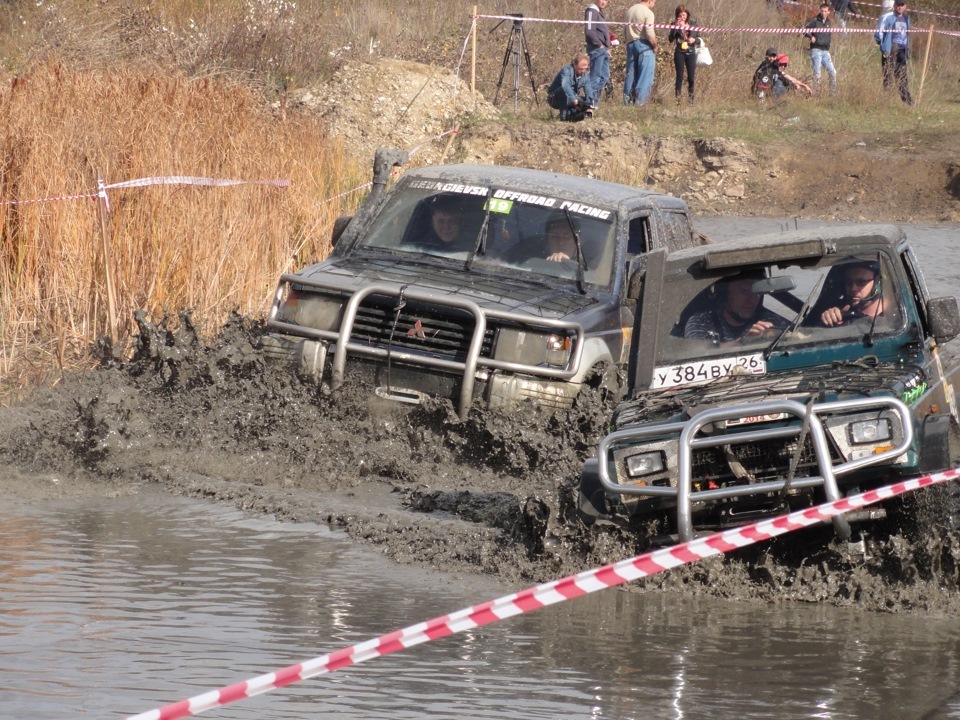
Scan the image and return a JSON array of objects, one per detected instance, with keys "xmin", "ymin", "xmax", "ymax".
[
  {"xmin": 588, "ymin": 47, "xmax": 610, "ymax": 105},
  {"xmin": 623, "ymin": 40, "xmax": 656, "ymax": 104},
  {"xmin": 809, "ymin": 48, "xmax": 837, "ymax": 93}
]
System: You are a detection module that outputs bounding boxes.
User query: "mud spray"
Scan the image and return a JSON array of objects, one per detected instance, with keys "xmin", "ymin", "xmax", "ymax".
[{"xmin": 3, "ymin": 312, "xmax": 960, "ymax": 613}]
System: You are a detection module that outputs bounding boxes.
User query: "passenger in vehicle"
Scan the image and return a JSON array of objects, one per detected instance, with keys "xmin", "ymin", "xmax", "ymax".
[
  {"xmin": 683, "ymin": 274, "xmax": 788, "ymax": 345},
  {"xmin": 410, "ymin": 196, "xmax": 475, "ymax": 253},
  {"xmin": 817, "ymin": 261, "xmax": 886, "ymax": 326}
]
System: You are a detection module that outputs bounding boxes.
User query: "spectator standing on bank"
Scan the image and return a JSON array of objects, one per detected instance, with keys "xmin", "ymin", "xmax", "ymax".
[
  {"xmin": 624, "ymin": 0, "xmax": 658, "ymax": 105},
  {"xmin": 875, "ymin": 0, "xmax": 896, "ymax": 87},
  {"xmin": 547, "ymin": 53, "xmax": 596, "ymax": 121},
  {"xmin": 831, "ymin": 0, "xmax": 861, "ymax": 28},
  {"xmin": 803, "ymin": 3, "xmax": 838, "ymax": 95},
  {"xmin": 668, "ymin": 4, "xmax": 699, "ymax": 104},
  {"xmin": 585, "ymin": 0, "xmax": 613, "ymax": 107},
  {"xmin": 877, "ymin": 0, "xmax": 912, "ymax": 105}
]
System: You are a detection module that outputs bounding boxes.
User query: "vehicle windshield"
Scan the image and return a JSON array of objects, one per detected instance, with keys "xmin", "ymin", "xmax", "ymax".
[
  {"xmin": 353, "ymin": 179, "xmax": 618, "ymax": 287},
  {"xmin": 652, "ymin": 252, "xmax": 905, "ymax": 388}
]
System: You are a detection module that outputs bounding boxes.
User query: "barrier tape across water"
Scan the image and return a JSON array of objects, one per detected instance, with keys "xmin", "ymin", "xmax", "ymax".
[{"xmin": 121, "ymin": 466, "xmax": 960, "ymax": 720}]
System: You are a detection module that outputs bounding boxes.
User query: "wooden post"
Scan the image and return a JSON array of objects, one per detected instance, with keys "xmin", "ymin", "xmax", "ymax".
[
  {"xmin": 96, "ymin": 174, "xmax": 118, "ymax": 346},
  {"xmin": 471, "ymin": 6, "xmax": 477, "ymax": 96},
  {"xmin": 917, "ymin": 24, "xmax": 934, "ymax": 106}
]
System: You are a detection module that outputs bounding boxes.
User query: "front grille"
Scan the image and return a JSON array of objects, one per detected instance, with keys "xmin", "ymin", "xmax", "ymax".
[
  {"xmin": 691, "ymin": 434, "xmax": 836, "ymax": 488},
  {"xmin": 350, "ymin": 298, "xmax": 495, "ymax": 361}
]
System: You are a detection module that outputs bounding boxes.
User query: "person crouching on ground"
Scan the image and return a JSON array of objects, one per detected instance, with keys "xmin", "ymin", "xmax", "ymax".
[
  {"xmin": 547, "ymin": 53, "xmax": 595, "ymax": 121},
  {"xmin": 776, "ymin": 55, "xmax": 814, "ymax": 96},
  {"xmin": 751, "ymin": 49, "xmax": 812, "ymax": 100}
]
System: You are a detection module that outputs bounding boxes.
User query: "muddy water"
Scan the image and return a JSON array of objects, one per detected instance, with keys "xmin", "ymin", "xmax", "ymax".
[
  {"xmin": 4, "ymin": 490, "xmax": 960, "ymax": 720},
  {"xmin": 3, "ymin": 219, "xmax": 960, "ymax": 719}
]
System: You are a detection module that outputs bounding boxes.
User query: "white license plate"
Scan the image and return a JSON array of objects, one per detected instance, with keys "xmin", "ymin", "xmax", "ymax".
[
  {"xmin": 726, "ymin": 412, "xmax": 788, "ymax": 427},
  {"xmin": 652, "ymin": 353, "xmax": 766, "ymax": 389}
]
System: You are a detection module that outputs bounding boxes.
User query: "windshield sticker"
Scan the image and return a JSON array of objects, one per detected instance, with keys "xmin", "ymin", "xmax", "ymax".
[
  {"xmin": 652, "ymin": 353, "xmax": 766, "ymax": 389},
  {"xmin": 407, "ymin": 180, "xmax": 490, "ymax": 196},
  {"xmin": 485, "ymin": 198, "xmax": 513, "ymax": 214},
  {"xmin": 406, "ymin": 180, "xmax": 613, "ymax": 219}
]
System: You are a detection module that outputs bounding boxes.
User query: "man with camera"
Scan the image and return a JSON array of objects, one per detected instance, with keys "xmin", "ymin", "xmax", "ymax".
[{"xmin": 547, "ymin": 53, "xmax": 595, "ymax": 121}]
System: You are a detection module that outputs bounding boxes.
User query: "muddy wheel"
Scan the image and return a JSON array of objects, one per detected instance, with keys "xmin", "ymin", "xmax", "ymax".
[{"xmin": 577, "ymin": 458, "xmax": 609, "ymax": 525}]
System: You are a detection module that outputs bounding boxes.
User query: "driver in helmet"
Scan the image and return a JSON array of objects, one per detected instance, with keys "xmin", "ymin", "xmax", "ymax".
[{"xmin": 819, "ymin": 261, "xmax": 885, "ymax": 326}]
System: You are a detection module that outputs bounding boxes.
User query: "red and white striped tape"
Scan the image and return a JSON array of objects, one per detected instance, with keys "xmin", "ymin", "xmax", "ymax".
[
  {"xmin": 0, "ymin": 176, "xmax": 289, "ymax": 210},
  {"xmin": 475, "ymin": 12, "xmax": 960, "ymax": 37},
  {"xmin": 121, "ymin": 466, "xmax": 960, "ymax": 720},
  {"xmin": 105, "ymin": 176, "xmax": 290, "ymax": 190},
  {"xmin": 0, "ymin": 191, "xmax": 99, "ymax": 208}
]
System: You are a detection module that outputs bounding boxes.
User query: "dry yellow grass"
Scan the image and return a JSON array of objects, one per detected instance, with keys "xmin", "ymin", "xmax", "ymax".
[
  {"xmin": 1, "ymin": 0, "xmax": 957, "ymax": 395},
  {"xmin": 0, "ymin": 62, "xmax": 364, "ymax": 391}
]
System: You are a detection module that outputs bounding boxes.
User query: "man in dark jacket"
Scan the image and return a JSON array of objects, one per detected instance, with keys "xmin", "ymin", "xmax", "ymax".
[
  {"xmin": 584, "ymin": 0, "xmax": 613, "ymax": 106},
  {"xmin": 804, "ymin": 3, "xmax": 838, "ymax": 95},
  {"xmin": 548, "ymin": 54, "xmax": 595, "ymax": 121}
]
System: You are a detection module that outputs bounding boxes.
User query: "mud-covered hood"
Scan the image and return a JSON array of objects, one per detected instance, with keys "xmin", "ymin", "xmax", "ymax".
[
  {"xmin": 294, "ymin": 255, "xmax": 603, "ymax": 318},
  {"xmin": 615, "ymin": 359, "xmax": 927, "ymax": 429}
]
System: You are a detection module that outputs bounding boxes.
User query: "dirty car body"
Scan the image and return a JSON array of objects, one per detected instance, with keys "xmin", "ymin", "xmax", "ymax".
[
  {"xmin": 263, "ymin": 149, "xmax": 701, "ymax": 415},
  {"xmin": 580, "ymin": 225, "xmax": 960, "ymax": 541}
]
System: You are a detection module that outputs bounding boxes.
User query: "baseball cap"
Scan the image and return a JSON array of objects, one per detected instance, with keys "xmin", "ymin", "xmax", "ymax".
[
  {"xmin": 894, "ymin": 0, "xmax": 905, "ymax": 5},
  {"xmin": 766, "ymin": 47, "xmax": 778, "ymax": 56},
  {"xmin": 777, "ymin": 54, "xmax": 790, "ymax": 66}
]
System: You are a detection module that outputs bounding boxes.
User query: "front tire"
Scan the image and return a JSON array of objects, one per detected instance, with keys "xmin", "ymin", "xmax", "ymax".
[{"xmin": 577, "ymin": 458, "xmax": 609, "ymax": 524}]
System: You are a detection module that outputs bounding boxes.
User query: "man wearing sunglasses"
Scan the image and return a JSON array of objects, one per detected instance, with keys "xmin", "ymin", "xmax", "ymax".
[{"xmin": 820, "ymin": 262, "xmax": 885, "ymax": 326}]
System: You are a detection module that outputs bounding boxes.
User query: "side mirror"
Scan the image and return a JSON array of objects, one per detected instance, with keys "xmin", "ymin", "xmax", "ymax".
[
  {"xmin": 928, "ymin": 296, "xmax": 960, "ymax": 344},
  {"xmin": 331, "ymin": 215, "xmax": 352, "ymax": 247}
]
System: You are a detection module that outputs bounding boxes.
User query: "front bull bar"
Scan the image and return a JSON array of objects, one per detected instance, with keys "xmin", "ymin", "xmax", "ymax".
[
  {"xmin": 267, "ymin": 279, "xmax": 586, "ymax": 416},
  {"xmin": 597, "ymin": 396, "xmax": 914, "ymax": 542}
]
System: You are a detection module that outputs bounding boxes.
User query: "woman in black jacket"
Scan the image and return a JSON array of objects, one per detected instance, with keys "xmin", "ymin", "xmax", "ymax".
[{"xmin": 668, "ymin": 4, "xmax": 700, "ymax": 104}]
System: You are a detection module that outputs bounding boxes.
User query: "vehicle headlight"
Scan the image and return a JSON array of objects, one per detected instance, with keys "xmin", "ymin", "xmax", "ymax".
[
  {"xmin": 849, "ymin": 418, "xmax": 892, "ymax": 445},
  {"xmin": 625, "ymin": 451, "xmax": 666, "ymax": 478},
  {"xmin": 276, "ymin": 286, "xmax": 342, "ymax": 331},
  {"xmin": 545, "ymin": 334, "xmax": 572, "ymax": 367},
  {"xmin": 494, "ymin": 328, "xmax": 574, "ymax": 368}
]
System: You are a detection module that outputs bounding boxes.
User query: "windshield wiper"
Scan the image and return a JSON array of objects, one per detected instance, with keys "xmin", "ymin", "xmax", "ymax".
[
  {"xmin": 563, "ymin": 208, "xmax": 588, "ymax": 295},
  {"xmin": 763, "ymin": 275, "xmax": 824, "ymax": 360},
  {"xmin": 465, "ymin": 188, "xmax": 496, "ymax": 271},
  {"xmin": 862, "ymin": 252, "xmax": 883, "ymax": 348}
]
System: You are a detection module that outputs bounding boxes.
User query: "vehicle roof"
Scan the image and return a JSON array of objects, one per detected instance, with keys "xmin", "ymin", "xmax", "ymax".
[
  {"xmin": 403, "ymin": 163, "xmax": 686, "ymax": 209},
  {"xmin": 665, "ymin": 224, "xmax": 906, "ymax": 267}
]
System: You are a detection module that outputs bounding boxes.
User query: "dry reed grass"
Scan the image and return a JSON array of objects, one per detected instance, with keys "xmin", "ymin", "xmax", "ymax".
[
  {"xmin": 0, "ymin": 61, "xmax": 364, "ymax": 393},
  {"xmin": 1, "ymin": 0, "xmax": 958, "ymax": 394}
]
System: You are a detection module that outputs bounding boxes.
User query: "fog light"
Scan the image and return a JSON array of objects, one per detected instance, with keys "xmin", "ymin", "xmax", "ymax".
[
  {"xmin": 850, "ymin": 418, "xmax": 892, "ymax": 444},
  {"xmin": 626, "ymin": 451, "xmax": 665, "ymax": 478}
]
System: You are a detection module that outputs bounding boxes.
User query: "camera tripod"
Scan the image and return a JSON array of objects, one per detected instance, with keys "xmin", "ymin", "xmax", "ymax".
[{"xmin": 492, "ymin": 14, "xmax": 538, "ymax": 111}]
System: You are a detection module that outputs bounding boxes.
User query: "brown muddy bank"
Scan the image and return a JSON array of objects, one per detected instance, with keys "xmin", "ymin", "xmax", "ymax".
[{"xmin": 3, "ymin": 312, "xmax": 960, "ymax": 614}]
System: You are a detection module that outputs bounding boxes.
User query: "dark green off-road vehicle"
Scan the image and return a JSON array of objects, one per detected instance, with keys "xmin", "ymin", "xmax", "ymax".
[{"xmin": 580, "ymin": 225, "xmax": 960, "ymax": 541}]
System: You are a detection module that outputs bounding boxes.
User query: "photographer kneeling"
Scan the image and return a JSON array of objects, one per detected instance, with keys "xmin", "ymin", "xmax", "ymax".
[{"xmin": 547, "ymin": 53, "xmax": 595, "ymax": 121}]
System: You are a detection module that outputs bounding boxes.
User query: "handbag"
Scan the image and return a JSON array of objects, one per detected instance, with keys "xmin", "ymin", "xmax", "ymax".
[{"xmin": 695, "ymin": 39, "xmax": 713, "ymax": 67}]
